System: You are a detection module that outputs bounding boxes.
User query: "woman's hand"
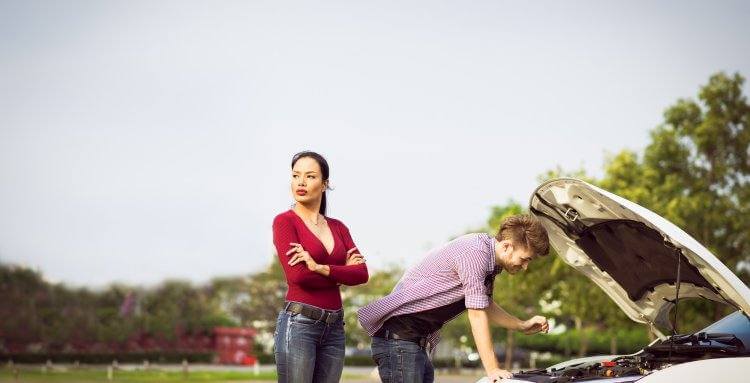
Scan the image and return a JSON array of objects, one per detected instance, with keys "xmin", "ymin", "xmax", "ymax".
[
  {"xmin": 287, "ymin": 242, "xmax": 319, "ymax": 272},
  {"xmin": 345, "ymin": 247, "xmax": 365, "ymax": 265}
]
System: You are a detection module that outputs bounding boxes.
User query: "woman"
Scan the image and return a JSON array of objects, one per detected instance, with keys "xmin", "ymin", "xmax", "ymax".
[{"xmin": 272, "ymin": 151, "xmax": 369, "ymax": 383}]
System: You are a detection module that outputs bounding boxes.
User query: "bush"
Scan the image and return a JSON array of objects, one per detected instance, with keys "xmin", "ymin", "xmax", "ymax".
[
  {"xmin": 344, "ymin": 355, "xmax": 375, "ymax": 366},
  {"xmin": 0, "ymin": 351, "xmax": 214, "ymax": 364},
  {"xmin": 255, "ymin": 353, "xmax": 375, "ymax": 367},
  {"xmin": 512, "ymin": 328, "xmax": 649, "ymax": 356},
  {"xmin": 256, "ymin": 353, "xmax": 275, "ymax": 364}
]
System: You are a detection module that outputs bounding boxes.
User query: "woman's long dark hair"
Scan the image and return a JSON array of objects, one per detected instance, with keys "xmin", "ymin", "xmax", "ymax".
[{"xmin": 291, "ymin": 151, "xmax": 330, "ymax": 216}]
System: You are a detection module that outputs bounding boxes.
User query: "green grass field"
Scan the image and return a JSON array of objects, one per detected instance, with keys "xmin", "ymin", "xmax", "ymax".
[
  {"xmin": 0, "ymin": 368, "xmax": 373, "ymax": 382},
  {"xmin": 0, "ymin": 369, "xmax": 279, "ymax": 382}
]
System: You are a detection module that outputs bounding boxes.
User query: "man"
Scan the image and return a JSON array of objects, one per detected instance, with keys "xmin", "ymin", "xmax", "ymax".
[{"xmin": 358, "ymin": 214, "xmax": 551, "ymax": 383}]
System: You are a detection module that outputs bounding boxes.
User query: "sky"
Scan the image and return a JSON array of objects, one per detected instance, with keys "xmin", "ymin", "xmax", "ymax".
[{"xmin": 1, "ymin": 0, "xmax": 749, "ymax": 288}]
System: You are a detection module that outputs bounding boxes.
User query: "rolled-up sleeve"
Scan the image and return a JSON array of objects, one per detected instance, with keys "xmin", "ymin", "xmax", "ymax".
[{"xmin": 453, "ymin": 247, "xmax": 491, "ymax": 309}]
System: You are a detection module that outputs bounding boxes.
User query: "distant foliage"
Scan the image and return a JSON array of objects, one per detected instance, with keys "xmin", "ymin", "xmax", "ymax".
[
  {"xmin": 0, "ymin": 263, "xmax": 234, "ymax": 355},
  {"xmin": 2, "ymin": 72, "xmax": 746, "ymax": 360}
]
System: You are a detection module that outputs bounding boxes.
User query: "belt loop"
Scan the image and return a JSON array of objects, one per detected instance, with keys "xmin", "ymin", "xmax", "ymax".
[
  {"xmin": 318, "ymin": 310, "xmax": 326, "ymax": 323},
  {"xmin": 283, "ymin": 301, "xmax": 292, "ymax": 312}
]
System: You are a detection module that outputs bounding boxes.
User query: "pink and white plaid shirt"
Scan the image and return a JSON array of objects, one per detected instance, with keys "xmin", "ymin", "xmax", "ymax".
[{"xmin": 357, "ymin": 233, "xmax": 499, "ymax": 349}]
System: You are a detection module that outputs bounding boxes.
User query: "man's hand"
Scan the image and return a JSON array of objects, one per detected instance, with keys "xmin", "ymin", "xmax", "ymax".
[
  {"xmin": 521, "ymin": 315, "xmax": 549, "ymax": 335},
  {"xmin": 487, "ymin": 368, "xmax": 513, "ymax": 381}
]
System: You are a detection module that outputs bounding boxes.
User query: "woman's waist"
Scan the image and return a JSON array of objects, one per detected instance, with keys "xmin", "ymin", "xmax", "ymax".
[
  {"xmin": 285, "ymin": 287, "xmax": 342, "ymax": 310},
  {"xmin": 282, "ymin": 301, "xmax": 344, "ymax": 324}
]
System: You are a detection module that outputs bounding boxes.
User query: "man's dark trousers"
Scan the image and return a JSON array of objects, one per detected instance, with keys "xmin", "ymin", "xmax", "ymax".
[{"xmin": 371, "ymin": 337, "xmax": 434, "ymax": 383}]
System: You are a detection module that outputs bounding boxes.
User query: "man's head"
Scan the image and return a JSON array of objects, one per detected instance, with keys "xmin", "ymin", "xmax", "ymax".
[{"xmin": 494, "ymin": 214, "xmax": 550, "ymax": 274}]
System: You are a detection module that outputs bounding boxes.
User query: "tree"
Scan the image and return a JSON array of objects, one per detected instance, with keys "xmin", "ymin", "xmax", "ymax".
[
  {"xmin": 600, "ymin": 71, "xmax": 750, "ymax": 324},
  {"xmin": 242, "ymin": 259, "xmax": 288, "ymax": 330},
  {"xmin": 342, "ymin": 265, "xmax": 403, "ymax": 348},
  {"xmin": 138, "ymin": 279, "xmax": 234, "ymax": 349}
]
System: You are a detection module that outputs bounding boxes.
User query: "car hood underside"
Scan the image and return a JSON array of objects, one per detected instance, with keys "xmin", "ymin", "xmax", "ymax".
[{"xmin": 528, "ymin": 178, "xmax": 750, "ymax": 334}]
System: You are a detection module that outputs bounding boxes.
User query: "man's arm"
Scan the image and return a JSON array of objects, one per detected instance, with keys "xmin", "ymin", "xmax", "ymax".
[
  {"xmin": 467, "ymin": 308, "xmax": 513, "ymax": 381},
  {"xmin": 486, "ymin": 301, "xmax": 523, "ymax": 330},
  {"xmin": 488, "ymin": 301, "xmax": 550, "ymax": 334}
]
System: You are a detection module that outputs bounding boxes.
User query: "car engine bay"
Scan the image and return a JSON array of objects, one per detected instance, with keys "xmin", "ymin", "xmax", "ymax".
[{"xmin": 511, "ymin": 332, "xmax": 747, "ymax": 382}]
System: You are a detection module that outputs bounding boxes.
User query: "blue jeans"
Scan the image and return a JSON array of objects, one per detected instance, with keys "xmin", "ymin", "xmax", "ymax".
[
  {"xmin": 273, "ymin": 309, "xmax": 345, "ymax": 383},
  {"xmin": 371, "ymin": 337, "xmax": 434, "ymax": 383}
]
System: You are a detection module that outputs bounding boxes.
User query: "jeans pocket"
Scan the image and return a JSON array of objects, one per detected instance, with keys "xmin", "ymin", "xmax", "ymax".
[
  {"xmin": 290, "ymin": 312, "xmax": 319, "ymax": 325},
  {"xmin": 371, "ymin": 346, "xmax": 386, "ymax": 364},
  {"xmin": 273, "ymin": 313, "xmax": 286, "ymax": 355},
  {"xmin": 273, "ymin": 318, "xmax": 279, "ymax": 338},
  {"xmin": 396, "ymin": 348, "xmax": 405, "ymax": 383},
  {"xmin": 395, "ymin": 343, "xmax": 422, "ymax": 383},
  {"xmin": 371, "ymin": 339, "xmax": 392, "ymax": 383}
]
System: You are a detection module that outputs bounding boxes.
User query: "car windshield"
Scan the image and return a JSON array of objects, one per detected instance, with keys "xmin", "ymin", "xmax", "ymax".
[{"xmin": 698, "ymin": 310, "xmax": 750, "ymax": 347}]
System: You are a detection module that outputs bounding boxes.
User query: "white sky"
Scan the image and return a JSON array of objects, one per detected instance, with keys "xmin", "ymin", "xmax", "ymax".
[{"xmin": 1, "ymin": 0, "xmax": 749, "ymax": 288}]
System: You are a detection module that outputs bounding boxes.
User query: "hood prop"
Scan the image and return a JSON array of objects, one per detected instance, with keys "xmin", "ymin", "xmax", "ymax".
[
  {"xmin": 661, "ymin": 238, "xmax": 683, "ymax": 335},
  {"xmin": 673, "ymin": 247, "xmax": 682, "ymax": 335},
  {"xmin": 668, "ymin": 242, "xmax": 682, "ymax": 363}
]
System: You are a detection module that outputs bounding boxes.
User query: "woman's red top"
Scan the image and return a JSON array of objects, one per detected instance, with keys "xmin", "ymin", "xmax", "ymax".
[{"xmin": 272, "ymin": 209, "xmax": 369, "ymax": 310}]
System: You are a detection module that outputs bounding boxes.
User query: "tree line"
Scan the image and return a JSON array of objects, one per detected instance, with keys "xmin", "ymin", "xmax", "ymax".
[{"xmin": 1, "ymin": 72, "xmax": 748, "ymax": 365}]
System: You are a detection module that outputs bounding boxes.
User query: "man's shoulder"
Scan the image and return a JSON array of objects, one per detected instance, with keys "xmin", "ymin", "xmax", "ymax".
[
  {"xmin": 450, "ymin": 233, "xmax": 491, "ymax": 248},
  {"xmin": 444, "ymin": 233, "xmax": 494, "ymax": 267}
]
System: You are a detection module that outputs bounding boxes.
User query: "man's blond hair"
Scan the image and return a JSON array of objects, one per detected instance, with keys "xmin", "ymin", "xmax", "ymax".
[{"xmin": 495, "ymin": 214, "xmax": 550, "ymax": 257}]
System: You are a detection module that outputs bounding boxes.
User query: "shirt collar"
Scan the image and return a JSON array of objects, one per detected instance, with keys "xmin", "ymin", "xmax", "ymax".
[{"xmin": 483, "ymin": 233, "xmax": 499, "ymax": 275}]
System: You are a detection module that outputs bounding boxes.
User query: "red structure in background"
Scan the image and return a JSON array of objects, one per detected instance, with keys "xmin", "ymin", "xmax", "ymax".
[
  {"xmin": 1, "ymin": 326, "xmax": 258, "ymax": 365},
  {"xmin": 213, "ymin": 327, "xmax": 257, "ymax": 365}
]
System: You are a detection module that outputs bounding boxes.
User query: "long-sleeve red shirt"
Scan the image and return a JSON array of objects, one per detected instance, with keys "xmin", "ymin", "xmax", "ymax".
[{"xmin": 272, "ymin": 209, "xmax": 369, "ymax": 310}]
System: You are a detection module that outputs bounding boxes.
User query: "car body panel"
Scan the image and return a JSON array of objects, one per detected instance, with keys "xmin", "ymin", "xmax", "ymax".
[
  {"xmin": 636, "ymin": 356, "xmax": 750, "ymax": 382},
  {"xmin": 528, "ymin": 178, "xmax": 750, "ymax": 333}
]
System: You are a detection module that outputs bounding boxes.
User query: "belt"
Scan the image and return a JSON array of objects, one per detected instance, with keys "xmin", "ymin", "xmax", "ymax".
[
  {"xmin": 284, "ymin": 302, "xmax": 343, "ymax": 324},
  {"xmin": 374, "ymin": 328, "xmax": 430, "ymax": 349}
]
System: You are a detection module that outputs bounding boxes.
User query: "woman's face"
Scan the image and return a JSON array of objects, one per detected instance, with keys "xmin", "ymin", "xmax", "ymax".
[{"xmin": 291, "ymin": 156, "xmax": 327, "ymax": 206}]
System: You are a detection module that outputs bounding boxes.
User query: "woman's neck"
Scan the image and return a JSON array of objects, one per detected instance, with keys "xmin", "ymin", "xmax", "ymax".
[{"xmin": 293, "ymin": 202, "xmax": 321, "ymax": 221}]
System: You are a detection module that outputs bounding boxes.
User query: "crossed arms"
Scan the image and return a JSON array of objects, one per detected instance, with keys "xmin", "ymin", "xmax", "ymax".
[{"xmin": 272, "ymin": 214, "xmax": 369, "ymax": 288}]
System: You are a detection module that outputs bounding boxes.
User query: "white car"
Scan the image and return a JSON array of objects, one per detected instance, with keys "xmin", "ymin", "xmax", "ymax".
[{"xmin": 490, "ymin": 178, "xmax": 750, "ymax": 382}]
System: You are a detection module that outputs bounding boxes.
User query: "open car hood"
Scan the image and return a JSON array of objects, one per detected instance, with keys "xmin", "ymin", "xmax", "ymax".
[{"xmin": 529, "ymin": 178, "xmax": 750, "ymax": 335}]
